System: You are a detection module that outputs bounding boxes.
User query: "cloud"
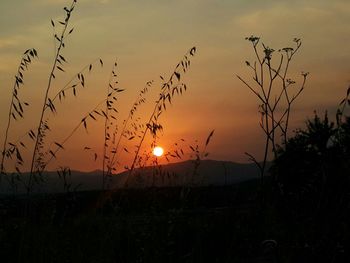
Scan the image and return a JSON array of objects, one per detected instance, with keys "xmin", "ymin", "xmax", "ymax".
[
  {"xmin": 234, "ymin": 4, "xmax": 333, "ymax": 33},
  {"xmin": 34, "ymin": 0, "xmax": 70, "ymax": 5},
  {"xmin": 0, "ymin": 36, "xmax": 24, "ymax": 49},
  {"xmin": 34, "ymin": 0, "xmax": 110, "ymax": 5}
]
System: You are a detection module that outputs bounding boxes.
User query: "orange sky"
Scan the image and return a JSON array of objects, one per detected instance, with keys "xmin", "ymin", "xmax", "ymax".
[{"xmin": 0, "ymin": 0, "xmax": 349, "ymax": 172}]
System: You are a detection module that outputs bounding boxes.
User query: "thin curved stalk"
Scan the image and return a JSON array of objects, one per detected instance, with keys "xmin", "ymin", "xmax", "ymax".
[
  {"xmin": 1, "ymin": 49, "xmax": 37, "ymax": 175},
  {"xmin": 107, "ymin": 81, "xmax": 152, "ymax": 176},
  {"xmin": 102, "ymin": 59, "xmax": 117, "ymax": 190},
  {"xmin": 128, "ymin": 47, "xmax": 196, "ymax": 179},
  {"xmin": 28, "ymin": 1, "xmax": 76, "ymax": 193}
]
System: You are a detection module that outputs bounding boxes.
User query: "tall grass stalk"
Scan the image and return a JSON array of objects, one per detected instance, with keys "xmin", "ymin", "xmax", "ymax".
[
  {"xmin": 105, "ymin": 81, "xmax": 153, "ymax": 180},
  {"xmin": 337, "ymin": 85, "xmax": 350, "ymax": 123},
  {"xmin": 126, "ymin": 47, "xmax": 197, "ymax": 185},
  {"xmin": 102, "ymin": 59, "xmax": 120, "ymax": 189},
  {"xmin": 1, "ymin": 49, "xmax": 38, "ymax": 177},
  {"xmin": 28, "ymin": 0, "xmax": 77, "ymax": 193},
  {"xmin": 40, "ymin": 81, "xmax": 129, "ymax": 171}
]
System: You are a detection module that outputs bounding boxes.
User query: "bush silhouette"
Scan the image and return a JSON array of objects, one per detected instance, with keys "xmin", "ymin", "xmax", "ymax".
[{"xmin": 272, "ymin": 112, "xmax": 350, "ymax": 215}]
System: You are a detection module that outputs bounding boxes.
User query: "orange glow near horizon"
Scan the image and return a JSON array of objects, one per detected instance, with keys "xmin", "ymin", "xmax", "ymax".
[{"xmin": 0, "ymin": 0, "xmax": 348, "ymax": 172}]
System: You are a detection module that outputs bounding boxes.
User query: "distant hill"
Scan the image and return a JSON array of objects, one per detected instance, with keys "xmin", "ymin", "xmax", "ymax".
[
  {"xmin": 0, "ymin": 160, "xmax": 264, "ymax": 194},
  {"xmin": 115, "ymin": 159, "xmax": 262, "ymax": 188}
]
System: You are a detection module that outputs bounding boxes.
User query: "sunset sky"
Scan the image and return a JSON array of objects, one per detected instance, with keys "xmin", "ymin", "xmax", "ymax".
[{"xmin": 0, "ymin": 0, "xmax": 349, "ymax": 172}]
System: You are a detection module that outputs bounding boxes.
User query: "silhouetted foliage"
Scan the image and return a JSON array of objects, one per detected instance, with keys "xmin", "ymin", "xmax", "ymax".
[{"xmin": 272, "ymin": 112, "xmax": 350, "ymax": 215}]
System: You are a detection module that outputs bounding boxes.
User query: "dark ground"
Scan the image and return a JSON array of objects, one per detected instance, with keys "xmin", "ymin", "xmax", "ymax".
[{"xmin": 0, "ymin": 179, "xmax": 349, "ymax": 263}]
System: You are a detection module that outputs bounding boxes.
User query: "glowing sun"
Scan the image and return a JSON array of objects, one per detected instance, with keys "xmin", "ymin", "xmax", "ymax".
[{"xmin": 153, "ymin": 146, "xmax": 164, "ymax": 157}]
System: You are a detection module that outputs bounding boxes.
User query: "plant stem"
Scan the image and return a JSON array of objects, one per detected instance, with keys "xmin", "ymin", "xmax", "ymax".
[
  {"xmin": 1, "ymin": 50, "xmax": 37, "ymax": 176},
  {"xmin": 28, "ymin": 2, "xmax": 75, "ymax": 193},
  {"xmin": 1, "ymin": 79, "xmax": 17, "ymax": 175},
  {"xmin": 102, "ymin": 60, "xmax": 117, "ymax": 190}
]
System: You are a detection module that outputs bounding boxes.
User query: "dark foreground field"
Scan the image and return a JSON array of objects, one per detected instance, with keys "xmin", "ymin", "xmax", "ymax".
[{"xmin": 0, "ymin": 179, "xmax": 349, "ymax": 263}]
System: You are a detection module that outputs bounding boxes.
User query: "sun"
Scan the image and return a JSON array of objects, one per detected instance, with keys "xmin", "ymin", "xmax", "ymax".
[{"xmin": 153, "ymin": 146, "xmax": 164, "ymax": 157}]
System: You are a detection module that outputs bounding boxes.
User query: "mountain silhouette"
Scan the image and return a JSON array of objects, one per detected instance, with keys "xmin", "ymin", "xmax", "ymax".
[{"xmin": 0, "ymin": 160, "xmax": 264, "ymax": 194}]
